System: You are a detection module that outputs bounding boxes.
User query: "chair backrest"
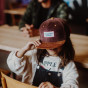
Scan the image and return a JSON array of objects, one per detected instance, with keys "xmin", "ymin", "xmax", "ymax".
[
  {"xmin": 1, "ymin": 72, "xmax": 37, "ymax": 88},
  {"xmin": 0, "ymin": 68, "xmax": 10, "ymax": 79}
]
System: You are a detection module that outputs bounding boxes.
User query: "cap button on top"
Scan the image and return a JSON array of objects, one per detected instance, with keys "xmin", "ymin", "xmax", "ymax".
[
  {"xmin": 50, "ymin": 17, "xmax": 54, "ymax": 20},
  {"xmin": 54, "ymin": 24, "xmax": 56, "ymax": 27}
]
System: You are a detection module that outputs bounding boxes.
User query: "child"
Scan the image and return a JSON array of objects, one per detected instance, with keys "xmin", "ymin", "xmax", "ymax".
[{"xmin": 7, "ymin": 18, "xmax": 79, "ymax": 88}]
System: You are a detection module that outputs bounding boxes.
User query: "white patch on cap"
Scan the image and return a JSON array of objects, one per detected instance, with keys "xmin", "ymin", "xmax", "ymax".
[{"xmin": 44, "ymin": 31, "xmax": 54, "ymax": 37}]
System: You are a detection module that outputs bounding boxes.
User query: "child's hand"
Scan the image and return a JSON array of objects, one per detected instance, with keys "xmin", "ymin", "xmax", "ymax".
[
  {"xmin": 38, "ymin": 82, "xmax": 55, "ymax": 88},
  {"xmin": 23, "ymin": 40, "xmax": 41, "ymax": 51},
  {"xmin": 16, "ymin": 40, "xmax": 41, "ymax": 58}
]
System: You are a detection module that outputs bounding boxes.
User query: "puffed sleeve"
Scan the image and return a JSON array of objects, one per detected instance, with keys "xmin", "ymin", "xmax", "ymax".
[
  {"xmin": 7, "ymin": 49, "xmax": 37, "ymax": 76},
  {"xmin": 60, "ymin": 61, "xmax": 79, "ymax": 88}
]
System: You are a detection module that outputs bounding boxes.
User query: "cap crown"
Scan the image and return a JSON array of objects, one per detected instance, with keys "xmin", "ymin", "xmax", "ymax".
[{"xmin": 39, "ymin": 18, "xmax": 66, "ymax": 43}]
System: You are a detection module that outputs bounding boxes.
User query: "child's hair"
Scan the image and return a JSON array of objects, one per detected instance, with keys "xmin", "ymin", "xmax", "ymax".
[
  {"xmin": 37, "ymin": 20, "xmax": 75, "ymax": 67},
  {"xmin": 37, "ymin": 39, "xmax": 75, "ymax": 67}
]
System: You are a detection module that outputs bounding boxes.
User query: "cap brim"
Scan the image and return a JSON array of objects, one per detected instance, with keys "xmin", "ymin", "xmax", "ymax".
[{"xmin": 36, "ymin": 40, "xmax": 65, "ymax": 49}]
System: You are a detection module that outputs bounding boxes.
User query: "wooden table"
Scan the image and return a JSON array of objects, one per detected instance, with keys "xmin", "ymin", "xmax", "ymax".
[
  {"xmin": 86, "ymin": 18, "xmax": 88, "ymax": 35},
  {"xmin": 0, "ymin": 25, "xmax": 39, "ymax": 51},
  {"xmin": 4, "ymin": 8, "xmax": 26, "ymax": 25},
  {"xmin": 0, "ymin": 25, "xmax": 88, "ymax": 68},
  {"xmin": 4, "ymin": 8, "xmax": 26, "ymax": 15}
]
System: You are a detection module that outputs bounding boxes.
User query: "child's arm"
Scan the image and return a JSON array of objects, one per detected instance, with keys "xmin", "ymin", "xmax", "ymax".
[
  {"xmin": 16, "ymin": 40, "xmax": 41, "ymax": 58},
  {"xmin": 61, "ymin": 61, "xmax": 79, "ymax": 88},
  {"xmin": 16, "ymin": 42, "xmax": 35, "ymax": 58},
  {"xmin": 7, "ymin": 40, "xmax": 41, "ymax": 76}
]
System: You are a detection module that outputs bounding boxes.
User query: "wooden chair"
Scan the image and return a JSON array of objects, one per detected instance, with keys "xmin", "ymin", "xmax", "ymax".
[
  {"xmin": 8, "ymin": 3, "xmax": 23, "ymax": 25},
  {"xmin": 1, "ymin": 72, "xmax": 37, "ymax": 88},
  {"xmin": 0, "ymin": 68, "xmax": 10, "ymax": 79}
]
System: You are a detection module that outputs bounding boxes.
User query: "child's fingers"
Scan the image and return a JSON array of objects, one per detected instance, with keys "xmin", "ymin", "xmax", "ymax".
[
  {"xmin": 30, "ymin": 44, "xmax": 35, "ymax": 50},
  {"xmin": 25, "ymin": 42, "xmax": 35, "ymax": 50},
  {"xmin": 39, "ymin": 82, "xmax": 50, "ymax": 88},
  {"xmin": 33, "ymin": 40, "xmax": 41, "ymax": 47},
  {"xmin": 42, "ymin": 84, "xmax": 48, "ymax": 88},
  {"xmin": 35, "ymin": 39, "xmax": 41, "ymax": 45},
  {"xmin": 33, "ymin": 41, "xmax": 40, "ymax": 46},
  {"xmin": 45, "ymin": 82, "xmax": 54, "ymax": 88},
  {"xmin": 25, "ymin": 40, "xmax": 41, "ymax": 50},
  {"xmin": 38, "ymin": 82, "xmax": 45, "ymax": 88}
]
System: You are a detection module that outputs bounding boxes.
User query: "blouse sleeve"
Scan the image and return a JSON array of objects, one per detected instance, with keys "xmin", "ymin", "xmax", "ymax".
[
  {"xmin": 60, "ymin": 61, "xmax": 79, "ymax": 88},
  {"xmin": 7, "ymin": 49, "xmax": 37, "ymax": 76}
]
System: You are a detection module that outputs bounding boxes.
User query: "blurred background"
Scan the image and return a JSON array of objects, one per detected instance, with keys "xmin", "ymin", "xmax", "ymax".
[
  {"xmin": 0, "ymin": 0, "xmax": 88, "ymax": 35},
  {"xmin": 0, "ymin": 0, "xmax": 88, "ymax": 88}
]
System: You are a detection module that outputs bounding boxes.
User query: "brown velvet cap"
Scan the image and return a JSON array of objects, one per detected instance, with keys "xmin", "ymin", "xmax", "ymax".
[{"xmin": 37, "ymin": 18, "xmax": 70, "ymax": 49}]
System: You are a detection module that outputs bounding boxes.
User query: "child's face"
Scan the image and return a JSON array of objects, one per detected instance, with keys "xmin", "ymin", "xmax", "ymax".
[{"xmin": 46, "ymin": 46, "xmax": 62, "ymax": 56}]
